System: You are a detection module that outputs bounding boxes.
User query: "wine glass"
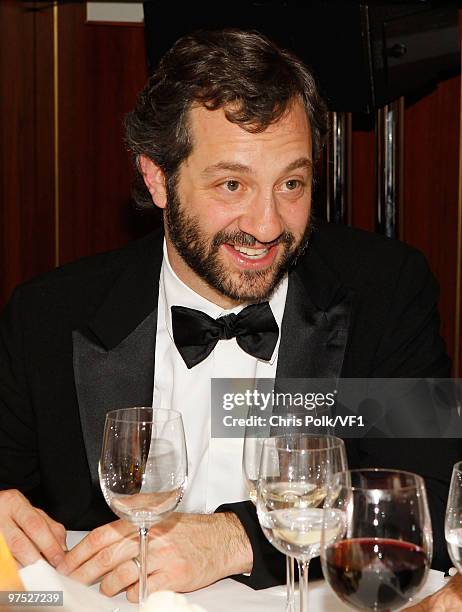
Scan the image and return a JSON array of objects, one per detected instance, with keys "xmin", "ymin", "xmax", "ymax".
[
  {"xmin": 243, "ymin": 428, "xmax": 297, "ymax": 612},
  {"xmin": 243, "ymin": 410, "xmax": 334, "ymax": 612},
  {"xmin": 99, "ymin": 407, "xmax": 188, "ymax": 606},
  {"xmin": 256, "ymin": 434, "xmax": 347, "ymax": 612},
  {"xmin": 445, "ymin": 460, "xmax": 462, "ymax": 572},
  {"xmin": 243, "ymin": 431, "xmax": 264, "ymax": 506},
  {"xmin": 321, "ymin": 469, "xmax": 432, "ymax": 611}
]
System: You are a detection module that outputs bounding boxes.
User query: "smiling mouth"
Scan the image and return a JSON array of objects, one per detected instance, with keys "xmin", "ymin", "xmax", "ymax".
[{"xmin": 231, "ymin": 244, "xmax": 270, "ymax": 259}]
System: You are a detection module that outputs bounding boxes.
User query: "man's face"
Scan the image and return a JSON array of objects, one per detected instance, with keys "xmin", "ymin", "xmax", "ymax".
[{"xmin": 164, "ymin": 99, "xmax": 313, "ymax": 306}]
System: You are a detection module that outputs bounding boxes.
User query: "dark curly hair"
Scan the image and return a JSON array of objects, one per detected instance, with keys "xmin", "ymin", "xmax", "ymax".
[{"xmin": 124, "ymin": 28, "xmax": 328, "ymax": 209}]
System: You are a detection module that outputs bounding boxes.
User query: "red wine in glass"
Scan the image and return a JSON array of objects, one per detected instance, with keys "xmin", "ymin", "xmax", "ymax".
[{"xmin": 324, "ymin": 538, "xmax": 428, "ymax": 611}]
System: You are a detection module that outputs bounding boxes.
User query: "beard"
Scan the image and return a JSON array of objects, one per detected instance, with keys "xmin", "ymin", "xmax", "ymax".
[{"xmin": 165, "ymin": 180, "xmax": 312, "ymax": 303}]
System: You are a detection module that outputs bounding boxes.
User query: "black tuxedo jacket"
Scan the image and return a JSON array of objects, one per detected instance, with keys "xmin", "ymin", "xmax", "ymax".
[{"xmin": 0, "ymin": 222, "xmax": 460, "ymax": 589}]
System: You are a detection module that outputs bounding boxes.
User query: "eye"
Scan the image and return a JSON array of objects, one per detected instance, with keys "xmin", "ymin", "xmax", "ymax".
[
  {"xmin": 278, "ymin": 178, "xmax": 306, "ymax": 196},
  {"xmin": 285, "ymin": 179, "xmax": 302, "ymax": 191},
  {"xmin": 223, "ymin": 180, "xmax": 240, "ymax": 192}
]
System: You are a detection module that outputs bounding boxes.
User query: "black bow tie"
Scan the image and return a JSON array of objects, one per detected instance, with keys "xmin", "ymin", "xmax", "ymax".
[{"xmin": 171, "ymin": 302, "xmax": 279, "ymax": 369}]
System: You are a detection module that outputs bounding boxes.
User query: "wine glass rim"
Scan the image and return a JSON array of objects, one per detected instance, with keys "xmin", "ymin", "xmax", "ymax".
[
  {"xmin": 262, "ymin": 434, "xmax": 344, "ymax": 453},
  {"xmin": 105, "ymin": 407, "xmax": 183, "ymax": 423},
  {"xmin": 336, "ymin": 468, "xmax": 426, "ymax": 492},
  {"xmin": 452, "ymin": 460, "xmax": 462, "ymax": 473}
]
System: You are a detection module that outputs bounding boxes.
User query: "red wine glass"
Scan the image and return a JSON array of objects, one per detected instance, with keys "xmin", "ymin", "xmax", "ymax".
[{"xmin": 321, "ymin": 469, "xmax": 432, "ymax": 611}]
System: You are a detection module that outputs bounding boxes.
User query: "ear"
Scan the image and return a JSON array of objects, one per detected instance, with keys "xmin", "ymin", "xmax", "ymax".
[{"xmin": 138, "ymin": 155, "xmax": 167, "ymax": 209}]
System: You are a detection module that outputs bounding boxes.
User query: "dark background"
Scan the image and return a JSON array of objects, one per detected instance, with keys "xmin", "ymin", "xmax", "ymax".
[{"xmin": 1, "ymin": 0, "xmax": 461, "ymax": 374}]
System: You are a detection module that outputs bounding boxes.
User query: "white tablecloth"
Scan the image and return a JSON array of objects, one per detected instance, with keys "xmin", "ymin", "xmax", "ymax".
[{"xmin": 62, "ymin": 531, "xmax": 446, "ymax": 611}]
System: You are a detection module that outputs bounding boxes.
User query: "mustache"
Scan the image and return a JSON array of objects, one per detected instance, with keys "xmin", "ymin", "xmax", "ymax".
[{"xmin": 211, "ymin": 230, "xmax": 295, "ymax": 249}]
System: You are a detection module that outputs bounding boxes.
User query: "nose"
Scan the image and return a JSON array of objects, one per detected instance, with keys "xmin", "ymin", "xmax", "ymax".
[{"xmin": 237, "ymin": 193, "xmax": 284, "ymax": 244}]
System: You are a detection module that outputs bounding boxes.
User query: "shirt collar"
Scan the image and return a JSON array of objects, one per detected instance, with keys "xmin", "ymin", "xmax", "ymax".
[{"xmin": 161, "ymin": 240, "xmax": 288, "ymax": 364}]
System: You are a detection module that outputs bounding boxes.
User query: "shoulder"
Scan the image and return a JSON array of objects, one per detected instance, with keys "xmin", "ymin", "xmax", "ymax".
[
  {"xmin": 307, "ymin": 221, "xmax": 430, "ymax": 290},
  {"xmin": 9, "ymin": 231, "xmax": 160, "ymax": 301},
  {"xmin": 22, "ymin": 232, "xmax": 158, "ymax": 289},
  {"xmin": 2, "ymin": 231, "xmax": 162, "ymax": 333},
  {"xmin": 307, "ymin": 223, "xmax": 447, "ymax": 376}
]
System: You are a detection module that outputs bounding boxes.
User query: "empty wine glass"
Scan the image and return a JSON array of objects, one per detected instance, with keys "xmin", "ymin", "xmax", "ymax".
[
  {"xmin": 321, "ymin": 469, "xmax": 432, "ymax": 611},
  {"xmin": 257, "ymin": 434, "xmax": 347, "ymax": 612},
  {"xmin": 445, "ymin": 460, "xmax": 462, "ymax": 572},
  {"xmin": 99, "ymin": 407, "xmax": 187, "ymax": 606}
]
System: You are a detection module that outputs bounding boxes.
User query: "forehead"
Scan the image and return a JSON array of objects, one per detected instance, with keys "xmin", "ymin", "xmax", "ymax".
[{"xmin": 185, "ymin": 99, "xmax": 312, "ymax": 168}]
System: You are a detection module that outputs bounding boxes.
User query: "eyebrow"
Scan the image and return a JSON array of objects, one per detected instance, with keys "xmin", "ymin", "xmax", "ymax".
[
  {"xmin": 284, "ymin": 157, "xmax": 313, "ymax": 174},
  {"xmin": 201, "ymin": 162, "xmax": 251, "ymax": 177},
  {"xmin": 200, "ymin": 156, "xmax": 313, "ymax": 178}
]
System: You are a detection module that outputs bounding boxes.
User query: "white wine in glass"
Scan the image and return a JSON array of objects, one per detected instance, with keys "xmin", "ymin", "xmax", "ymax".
[
  {"xmin": 99, "ymin": 407, "xmax": 187, "ymax": 606},
  {"xmin": 243, "ymin": 427, "xmax": 298, "ymax": 611},
  {"xmin": 257, "ymin": 434, "xmax": 347, "ymax": 612}
]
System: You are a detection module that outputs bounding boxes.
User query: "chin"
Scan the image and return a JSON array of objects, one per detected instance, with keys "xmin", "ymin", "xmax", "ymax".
[{"xmin": 216, "ymin": 268, "xmax": 283, "ymax": 303}]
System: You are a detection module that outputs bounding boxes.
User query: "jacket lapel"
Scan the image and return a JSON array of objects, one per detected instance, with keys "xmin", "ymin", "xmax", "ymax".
[
  {"xmin": 276, "ymin": 241, "xmax": 354, "ymax": 381},
  {"xmin": 73, "ymin": 232, "xmax": 163, "ymax": 487}
]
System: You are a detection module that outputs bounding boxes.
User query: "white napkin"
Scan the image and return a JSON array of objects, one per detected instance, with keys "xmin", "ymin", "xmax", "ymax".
[
  {"xmin": 20, "ymin": 559, "xmax": 134, "ymax": 612},
  {"xmin": 19, "ymin": 561, "xmax": 208, "ymax": 612},
  {"xmin": 142, "ymin": 591, "xmax": 206, "ymax": 612}
]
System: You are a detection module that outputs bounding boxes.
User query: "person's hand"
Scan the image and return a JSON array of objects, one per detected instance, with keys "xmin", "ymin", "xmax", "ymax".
[
  {"xmin": 56, "ymin": 512, "xmax": 252, "ymax": 601},
  {"xmin": 404, "ymin": 573, "xmax": 462, "ymax": 611},
  {"xmin": 0, "ymin": 489, "xmax": 67, "ymax": 568}
]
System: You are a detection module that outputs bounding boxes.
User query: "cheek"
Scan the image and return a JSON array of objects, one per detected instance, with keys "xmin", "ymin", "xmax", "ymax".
[
  {"xmin": 197, "ymin": 198, "xmax": 242, "ymax": 234},
  {"xmin": 281, "ymin": 202, "xmax": 311, "ymax": 236}
]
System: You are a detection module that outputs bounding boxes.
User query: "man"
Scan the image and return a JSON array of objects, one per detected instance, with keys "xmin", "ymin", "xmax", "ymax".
[{"xmin": 0, "ymin": 29, "xmax": 460, "ymax": 606}]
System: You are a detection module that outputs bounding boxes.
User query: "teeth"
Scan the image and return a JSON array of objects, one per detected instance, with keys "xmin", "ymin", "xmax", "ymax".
[{"xmin": 233, "ymin": 245, "xmax": 269, "ymax": 257}]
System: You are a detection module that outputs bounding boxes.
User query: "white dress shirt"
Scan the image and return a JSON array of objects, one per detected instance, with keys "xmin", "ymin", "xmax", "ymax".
[{"xmin": 153, "ymin": 242, "xmax": 288, "ymax": 512}]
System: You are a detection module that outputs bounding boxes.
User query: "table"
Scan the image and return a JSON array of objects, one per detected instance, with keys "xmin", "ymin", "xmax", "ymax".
[{"xmin": 21, "ymin": 531, "xmax": 447, "ymax": 611}]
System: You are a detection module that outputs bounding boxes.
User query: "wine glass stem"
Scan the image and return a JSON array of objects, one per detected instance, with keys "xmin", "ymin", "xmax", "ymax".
[
  {"xmin": 139, "ymin": 526, "xmax": 149, "ymax": 606},
  {"xmin": 298, "ymin": 558, "xmax": 310, "ymax": 612},
  {"xmin": 286, "ymin": 555, "xmax": 295, "ymax": 612}
]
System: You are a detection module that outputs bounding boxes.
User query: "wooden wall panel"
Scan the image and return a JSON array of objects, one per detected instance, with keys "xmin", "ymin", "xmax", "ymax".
[
  {"xmin": 403, "ymin": 76, "xmax": 461, "ymax": 372},
  {"xmin": 350, "ymin": 119, "xmax": 376, "ymax": 232},
  {"xmin": 458, "ymin": 76, "xmax": 462, "ymax": 376},
  {"xmin": 348, "ymin": 74, "xmax": 461, "ymax": 374},
  {"xmin": 56, "ymin": 3, "xmax": 153, "ymax": 266},
  {"xmin": 0, "ymin": 1, "xmax": 55, "ymax": 306}
]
